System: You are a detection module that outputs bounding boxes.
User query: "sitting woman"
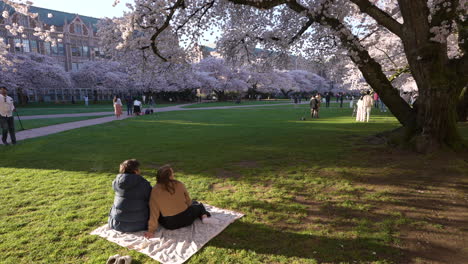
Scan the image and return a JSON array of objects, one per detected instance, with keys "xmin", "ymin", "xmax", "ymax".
[
  {"xmin": 108, "ymin": 159, "xmax": 152, "ymax": 232},
  {"xmin": 144, "ymin": 165, "xmax": 216, "ymax": 238}
]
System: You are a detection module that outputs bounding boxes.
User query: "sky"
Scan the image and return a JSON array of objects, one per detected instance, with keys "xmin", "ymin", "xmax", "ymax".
[{"xmin": 31, "ymin": 0, "xmax": 135, "ymax": 18}]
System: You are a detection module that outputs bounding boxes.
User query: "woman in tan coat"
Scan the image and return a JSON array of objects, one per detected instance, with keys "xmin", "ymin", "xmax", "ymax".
[{"xmin": 144, "ymin": 165, "xmax": 216, "ymax": 238}]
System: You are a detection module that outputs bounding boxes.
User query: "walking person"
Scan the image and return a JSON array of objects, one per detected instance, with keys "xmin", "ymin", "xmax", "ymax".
[
  {"xmin": 363, "ymin": 91, "xmax": 374, "ymax": 122},
  {"xmin": 355, "ymin": 95, "xmax": 364, "ymax": 121},
  {"xmin": 349, "ymin": 95, "xmax": 355, "ymax": 109},
  {"xmin": 325, "ymin": 92, "xmax": 331, "ymax": 108},
  {"xmin": 373, "ymin": 92, "xmax": 379, "ymax": 108},
  {"xmin": 0, "ymin": 87, "xmax": 16, "ymax": 145},
  {"xmin": 84, "ymin": 95, "xmax": 89, "ymax": 106},
  {"xmin": 125, "ymin": 96, "xmax": 133, "ymax": 116},
  {"xmin": 113, "ymin": 96, "xmax": 123, "ymax": 119},
  {"xmin": 133, "ymin": 98, "xmax": 142, "ymax": 116},
  {"xmin": 309, "ymin": 95, "xmax": 320, "ymax": 119},
  {"xmin": 339, "ymin": 93, "xmax": 344, "ymax": 108},
  {"xmin": 144, "ymin": 165, "xmax": 217, "ymax": 238}
]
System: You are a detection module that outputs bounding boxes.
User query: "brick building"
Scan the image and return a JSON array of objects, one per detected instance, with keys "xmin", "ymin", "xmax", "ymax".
[{"xmin": 0, "ymin": 2, "xmax": 104, "ymax": 72}]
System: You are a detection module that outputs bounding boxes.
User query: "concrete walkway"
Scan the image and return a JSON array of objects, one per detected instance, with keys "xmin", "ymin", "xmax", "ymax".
[
  {"xmin": 18, "ymin": 102, "xmax": 301, "ymax": 119},
  {"xmin": 15, "ymin": 102, "xmax": 306, "ymax": 142}
]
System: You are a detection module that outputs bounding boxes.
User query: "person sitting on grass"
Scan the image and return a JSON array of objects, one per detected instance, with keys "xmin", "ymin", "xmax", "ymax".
[
  {"xmin": 108, "ymin": 159, "xmax": 152, "ymax": 232},
  {"xmin": 144, "ymin": 165, "xmax": 217, "ymax": 238}
]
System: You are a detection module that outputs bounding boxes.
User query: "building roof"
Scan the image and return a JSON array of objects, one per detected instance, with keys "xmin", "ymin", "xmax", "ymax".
[{"xmin": 0, "ymin": 2, "xmax": 100, "ymax": 31}]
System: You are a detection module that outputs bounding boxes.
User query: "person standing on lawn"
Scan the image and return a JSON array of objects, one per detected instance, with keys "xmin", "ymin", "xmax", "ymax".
[
  {"xmin": 113, "ymin": 96, "xmax": 123, "ymax": 119},
  {"xmin": 309, "ymin": 95, "xmax": 320, "ymax": 119},
  {"xmin": 363, "ymin": 91, "xmax": 374, "ymax": 122},
  {"xmin": 0, "ymin": 87, "xmax": 16, "ymax": 145}
]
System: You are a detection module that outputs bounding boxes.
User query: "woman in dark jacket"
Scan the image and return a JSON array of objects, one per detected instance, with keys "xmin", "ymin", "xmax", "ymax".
[{"xmin": 108, "ymin": 159, "xmax": 152, "ymax": 232}]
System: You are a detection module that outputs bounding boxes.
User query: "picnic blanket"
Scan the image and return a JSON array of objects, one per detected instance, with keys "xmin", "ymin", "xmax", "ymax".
[{"xmin": 91, "ymin": 204, "xmax": 244, "ymax": 264}]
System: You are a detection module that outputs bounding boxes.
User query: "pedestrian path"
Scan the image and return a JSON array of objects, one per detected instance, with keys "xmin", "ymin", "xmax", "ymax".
[{"xmin": 15, "ymin": 102, "xmax": 306, "ymax": 142}]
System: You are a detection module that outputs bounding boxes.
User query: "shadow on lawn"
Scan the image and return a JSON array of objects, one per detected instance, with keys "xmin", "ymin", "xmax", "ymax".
[{"xmin": 209, "ymin": 221, "xmax": 405, "ymax": 263}]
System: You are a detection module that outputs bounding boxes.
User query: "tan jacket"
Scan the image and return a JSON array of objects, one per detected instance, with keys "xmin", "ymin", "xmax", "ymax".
[{"xmin": 147, "ymin": 181, "xmax": 192, "ymax": 233}]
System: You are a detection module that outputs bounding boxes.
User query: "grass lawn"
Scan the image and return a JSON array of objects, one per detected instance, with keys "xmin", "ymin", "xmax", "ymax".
[
  {"xmin": 182, "ymin": 99, "xmax": 293, "ymax": 108},
  {"xmin": 14, "ymin": 115, "xmax": 112, "ymax": 130},
  {"xmin": 16, "ymin": 103, "xmax": 182, "ymax": 116},
  {"xmin": 0, "ymin": 106, "xmax": 467, "ymax": 264}
]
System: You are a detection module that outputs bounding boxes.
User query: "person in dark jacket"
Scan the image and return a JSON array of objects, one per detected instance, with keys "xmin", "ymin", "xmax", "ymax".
[{"xmin": 108, "ymin": 159, "xmax": 152, "ymax": 232}]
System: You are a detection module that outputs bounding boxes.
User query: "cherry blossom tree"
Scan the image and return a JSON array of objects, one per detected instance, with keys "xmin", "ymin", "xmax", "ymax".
[
  {"xmin": 195, "ymin": 57, "xmax": 249, "ymax": 100},
  {"xmin": 0, "ymin": 53, "xmax": 71, "ymax": 104},
  {"xmin": 71, "ymin": 60, "xmax": 131, "ymax": 90},
  {"xmin": 110, "ymin": 0, "xmax": 467, "ymax": 151}
]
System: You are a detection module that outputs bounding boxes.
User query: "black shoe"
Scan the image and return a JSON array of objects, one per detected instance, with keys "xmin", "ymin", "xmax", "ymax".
[
  {"xmin": 12, "ymin": 142, "xmax": 16, "ymax": 145},
  {"xmin": 3, "ymin": 142, "xmax": 9, "ymax": 146}
]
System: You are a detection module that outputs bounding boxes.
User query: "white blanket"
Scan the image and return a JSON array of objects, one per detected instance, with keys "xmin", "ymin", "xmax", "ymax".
[{"xmin": 91, "ymin": 204, "xmax": 244, "ymax": 264}]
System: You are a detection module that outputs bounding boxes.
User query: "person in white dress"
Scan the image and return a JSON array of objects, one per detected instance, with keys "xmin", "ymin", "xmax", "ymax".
[{"xmin": 356, "ymin": 96, "xmax": 365, "ymax": 122}]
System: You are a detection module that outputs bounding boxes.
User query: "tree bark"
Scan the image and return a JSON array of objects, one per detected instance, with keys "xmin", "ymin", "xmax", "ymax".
[{"xmin": 457, "ymin": 88, "xmax": 467, "ymax": 122}]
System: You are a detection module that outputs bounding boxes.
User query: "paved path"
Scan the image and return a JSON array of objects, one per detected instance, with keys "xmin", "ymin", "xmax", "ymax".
[
  {"xmin": 15, "ymin": 102, "xmax": 306, "ymax": 142},
  {"xmin": 19, "ymin": 102, "xmax": 304, "ymax": 119}
]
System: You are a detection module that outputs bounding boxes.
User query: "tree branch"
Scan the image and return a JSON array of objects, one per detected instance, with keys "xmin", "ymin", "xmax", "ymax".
[
  {"xmin": 227, "ymin": 0, "xmax": 288, "ymax": 9},
  {"xmin": 347, "ymin": 0, "xmax": 403, "ymax": 37}
]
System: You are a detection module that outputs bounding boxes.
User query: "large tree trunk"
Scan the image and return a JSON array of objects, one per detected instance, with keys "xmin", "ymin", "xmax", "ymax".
[{"xmin": 457, "ymin": 88, "xmax": 467, "ymax": 122}]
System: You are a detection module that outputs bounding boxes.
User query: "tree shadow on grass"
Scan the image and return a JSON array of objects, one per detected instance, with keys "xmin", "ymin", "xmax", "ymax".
[{"xmin": 209, "ymin": 221, "xmax": 406, "ymax": 263}]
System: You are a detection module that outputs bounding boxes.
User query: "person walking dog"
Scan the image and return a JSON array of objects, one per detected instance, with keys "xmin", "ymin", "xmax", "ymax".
[{"xmin": 0, "ymin": 87, "xmax": 16, "ymax": 145}]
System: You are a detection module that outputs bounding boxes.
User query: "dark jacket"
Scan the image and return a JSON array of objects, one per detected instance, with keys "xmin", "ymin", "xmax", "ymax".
[
  {"xmin": 310, "ymin": 98, "xmax": 319, "ymax": 109},
  {"xmin": 108, "ymin": 173, "xmax": 152, "ymax": 232}
]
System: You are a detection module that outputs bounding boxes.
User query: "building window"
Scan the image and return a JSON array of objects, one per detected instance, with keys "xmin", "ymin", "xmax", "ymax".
[
  {"xmin": 14, "ymin": 38, "xmax": 22, "ymax": 52},
  {"xmin": 22, "ymin": 39, "xmax": 30, "ymax": 52},
  {"xmin": 93, "ymin": 47, "xmax": 99, "ymax": 57},
  {"xmin": 58, "ymin": 43, "xmax": 65, "ymax": 55},
  {"xmin": 71, "ymin": 45, "xmax": 81, "ymax": 57},
  {"xmin": 13, "ymin": 15, "xmax": 29, "ymax": 27},
  {"xmin": 51, "ymin": 43, "xmax": 58, "ymax": 55},
  {"xmin": 75, "ymin": 24, "xmax": 82, "ymax": 35},
  {"xmin": 30, "ymin": 40, "xmax": 38, "ymax": 53},
  {"xmin": 44, "ymin": 42, "xmax": 51, "ymax": 55},
  {"xmin": 82, "ymin": 46, "xmax": 89, "ymax": 57},
  {"xmin": 83, "ymin": 25, "xmax": 88, "ymax": 36}
]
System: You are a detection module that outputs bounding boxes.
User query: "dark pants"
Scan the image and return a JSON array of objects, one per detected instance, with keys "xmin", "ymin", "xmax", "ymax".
[
  {"xmin": 159, "ymin": 201, "xmax": 210, "ymax": 230},
  {"xmin": 1, "ymin": 116, "xmax": 16, "ymax": 144},
  {"xmin": 326, "ymin": 100, "xmax": 330, "ymax": 107},
  {"xmin": 127, "ymin": 105, "xmax": 133, "ymax": 115},
  {"xmin": 134, "ymin": 106, "xmax": 141, "ymax": 115}
]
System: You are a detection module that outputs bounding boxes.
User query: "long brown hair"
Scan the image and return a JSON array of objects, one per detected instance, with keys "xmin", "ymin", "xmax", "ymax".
[{"xmin": 156, "ymin": 165, "xmax": 178, "ymax": 195}]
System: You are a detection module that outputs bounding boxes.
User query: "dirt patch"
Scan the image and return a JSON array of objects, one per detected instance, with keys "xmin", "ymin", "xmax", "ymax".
[
  {"xmin": 355, "ymin": 147, "xmax": 468, "ymax": 264},
  {"xmin": 211, "ymin": 183, "xmax": 235, "ymax": 191},
  {"xmin": 215, "ymin": 169, "xmax": 242, "ymax": 179}
]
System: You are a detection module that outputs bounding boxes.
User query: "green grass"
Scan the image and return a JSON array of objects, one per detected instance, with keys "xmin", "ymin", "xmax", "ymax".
[
  {"xmin": 14, "ymin": 115, "xmax": 112, "ymax": 130},
  {"xmin": 182, "ymin": 100, "xmax": 292, "ymax": 108},
  {"xmin": 0, "ymin": 106, "xmax": 466, "ymax": 264},
  {"xmin": 16, "ymin": 103, "xmax": 182, "ymax": 116}
]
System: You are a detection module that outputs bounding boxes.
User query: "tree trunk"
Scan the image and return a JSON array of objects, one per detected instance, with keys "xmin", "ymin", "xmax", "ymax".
[
  {"xmin": 411, "ymin": 86, "xmax": 462, "ymax": 151},
  {"xmin": 214, "ymin": 90, "xmax": 226, "ymax": 101},
  {"xmin": 457, "ymin": 88, "xmax": 467, "ymax": 122},
  {"xmin": 16, "ymin": 88, "xmax": 28, "ymax": 105}
]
